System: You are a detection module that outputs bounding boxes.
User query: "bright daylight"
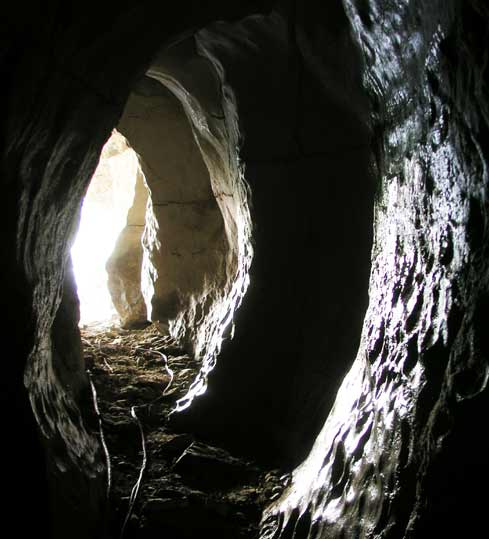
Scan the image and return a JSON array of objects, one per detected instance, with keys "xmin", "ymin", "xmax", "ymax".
[{"xmin": 71, "ymin": 131, "xmax": 140, "ymax": 325}]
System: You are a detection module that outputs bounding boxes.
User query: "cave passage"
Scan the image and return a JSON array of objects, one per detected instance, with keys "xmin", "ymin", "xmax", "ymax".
[{"xmin": 69, "ymin": 41, "xmax": 268, "ymax": 538}]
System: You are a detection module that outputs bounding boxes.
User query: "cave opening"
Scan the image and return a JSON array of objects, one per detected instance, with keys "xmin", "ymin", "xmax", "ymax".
[
  {"xmin": 71, "ymin": 130, "xmax": 142, "ymax": 327},
  {"xmin": 70, "ymin": 39, "xmax": 276, "ymax": 538},
  {"xmin": 65, "ymin": 10, "xmax": 377, "ymax": 533}
]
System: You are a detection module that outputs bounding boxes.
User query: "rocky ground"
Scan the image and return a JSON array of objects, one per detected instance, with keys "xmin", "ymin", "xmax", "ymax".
[{"xmin": 82, "ymin": 324, "xmax": 288, "ymax": 539}]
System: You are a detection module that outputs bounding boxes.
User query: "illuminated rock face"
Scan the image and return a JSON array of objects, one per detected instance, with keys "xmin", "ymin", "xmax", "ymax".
[
  {"xmin": 2, "ymin": 1, "xmax": 488, "ymax": 538},
  {"xmin": 106, "ymin": 163, "xmax": 148, "ymax": 328},
  {"xmin": 142, "ymin": 41, "xmax": 254, "ymax": 402},
  {"xmin": 260, "ymin": 1, "xmax": 489, "ymax": 538},
  {"xmin": 1, "ymin": 4, "xmax": 271, "ymax": 538},
  {"xmin": 117, "ymin": 85, "xmax": 228, "ymax": 341},
  {"xmin": 107, "ymin": 52, "xmax": 252, "ymax": 364},
  {"xmin": 115, "ymin": 73, "xmax": 250, "ymax": 365}
]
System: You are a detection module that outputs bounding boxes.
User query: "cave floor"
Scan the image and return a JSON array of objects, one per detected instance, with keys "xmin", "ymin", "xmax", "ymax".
[{"xmin": 83, "ymin": 324, "xmax": 287, "ymax": 539}]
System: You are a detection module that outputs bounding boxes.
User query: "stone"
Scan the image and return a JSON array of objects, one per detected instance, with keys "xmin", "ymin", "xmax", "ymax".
[
  {"xmin": 117, "ymin": 85, "xmax": 232, "ymax": 351},
  {"xmin": 106, "ymin": 140, "xmax": 149, "ymax": 329}
]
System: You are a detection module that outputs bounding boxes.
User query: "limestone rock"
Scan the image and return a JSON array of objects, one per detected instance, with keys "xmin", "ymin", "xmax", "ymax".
[
  {"xmin": 172, "ymin": 442, "xmax": 260, "ymax": 491},
  {"xmin": 117, "ymin": 84, "xmax": 232, "ymax": 349},
  {"xmin": 0, "ymin": 3, "xmax": 275, "ymax": 537},
  {"xmin": 106, "ymin": 163, "xmax": 149, "ymax": 329}
]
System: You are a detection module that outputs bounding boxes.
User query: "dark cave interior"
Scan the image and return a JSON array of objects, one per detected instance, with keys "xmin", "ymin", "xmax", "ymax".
[{"xmin": 1, "ymin": 1, "xmax": 489, "ymax": 539}]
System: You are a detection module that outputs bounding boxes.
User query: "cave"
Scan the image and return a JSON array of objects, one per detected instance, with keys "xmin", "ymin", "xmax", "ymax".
[
  {"xmin": 72, "ymin": 130, "xmax": 142, "ymax": 326},
  {"xmin": 2, "ymin": 1, "xmax": 488, "ymax": 539}
]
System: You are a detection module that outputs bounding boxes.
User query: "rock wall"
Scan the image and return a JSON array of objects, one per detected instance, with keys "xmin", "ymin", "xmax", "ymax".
[
  {"xmin": 118, "ymin": 82, "xmax": 225, "ymax": 338},
  {"xmin": 0, "ymin": 2, "xmax": 272, "ymax": 537},
  {"xmin": 261, "ymin": 1, "xmax": 489, "ymax": 537},
  {"xmin": 146, "ymin": 39, "xmax": 254, "ymax": 404},
  {"xmin": 116, "ymin": 63, "xmax": 250, "ymax": 366},
  {"xmin": 170, "ymin": 6, "xmax": 375, "ymax": 467},
  {"xmin": 106, "ymin": 152, "xmax": 149, "ymax": 329},
  {"xmin": 1, "ymin": 1, "xmax": 487, "ymax": 538}
]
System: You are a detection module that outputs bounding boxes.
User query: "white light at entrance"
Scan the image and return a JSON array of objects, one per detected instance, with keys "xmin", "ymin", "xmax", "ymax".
[{"xmin": 71, "ymin": 131, "xmax": 140, "ymax": 325}]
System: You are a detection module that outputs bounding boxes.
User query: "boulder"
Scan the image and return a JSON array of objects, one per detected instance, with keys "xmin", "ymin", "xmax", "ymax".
[{"xmin": 106, "ymin": 161, "xmax": 149, "ymax": 328}]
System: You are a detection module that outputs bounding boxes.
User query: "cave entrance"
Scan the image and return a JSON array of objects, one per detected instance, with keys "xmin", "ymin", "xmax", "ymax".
[
  {"xmin": 72, "ymin": 131, "xmax": 142, "ymax": 326},
  {"xmin": 73, "ymin": 44, "xmax": 270, "ymax": 538}
]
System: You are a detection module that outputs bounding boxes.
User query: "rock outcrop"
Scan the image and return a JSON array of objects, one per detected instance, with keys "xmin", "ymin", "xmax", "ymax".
[{"xmin": 106, "ymin": 156, "xmax": 149, "ymax": 329}]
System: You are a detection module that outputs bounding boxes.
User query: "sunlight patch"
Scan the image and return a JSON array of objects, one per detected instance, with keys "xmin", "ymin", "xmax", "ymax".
[{"xmin": 72, "ymin": 131, "xmax": 140, "ymax": 325}]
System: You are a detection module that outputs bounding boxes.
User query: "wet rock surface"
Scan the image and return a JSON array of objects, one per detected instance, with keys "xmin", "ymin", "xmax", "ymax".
[
  {"xmin": 106, "ymin": 157, "xmax": 149, "ymax": 329},
  {"xmin": 83, "ymin": 324, "xmax": 287, "ymax": 539},
  {"xmin": 117, "ymin": 82, "xmax": 236, "ymax": 349},
  {"xmin": 261, "ymin": 1, "xmax": 489, "ymax": 538}
]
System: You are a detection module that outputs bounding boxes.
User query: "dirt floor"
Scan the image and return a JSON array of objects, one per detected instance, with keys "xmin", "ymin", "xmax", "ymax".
[{"xmin": 82, "ymin": 323, "xmax": 288, "ymax": 539}]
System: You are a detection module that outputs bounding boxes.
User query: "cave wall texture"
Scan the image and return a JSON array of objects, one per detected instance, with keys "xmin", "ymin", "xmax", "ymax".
[
  {"xmin": 261, "ymin": 1, "xmax": 489, "ymax": 538},
  {"xmin": 1, "ymin": 1, "xmax": 488, "ymax": 538},
  {"xmin": 106, "ymin": 141, "xmax": 149, "ymax": 329},
  {"xmin": 0, "ymin": 2, "xmax": 272, "ymax": 538},
  {"xmin": 170, "ymin": 5, "xmax": 375, "ymax": 467}
]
